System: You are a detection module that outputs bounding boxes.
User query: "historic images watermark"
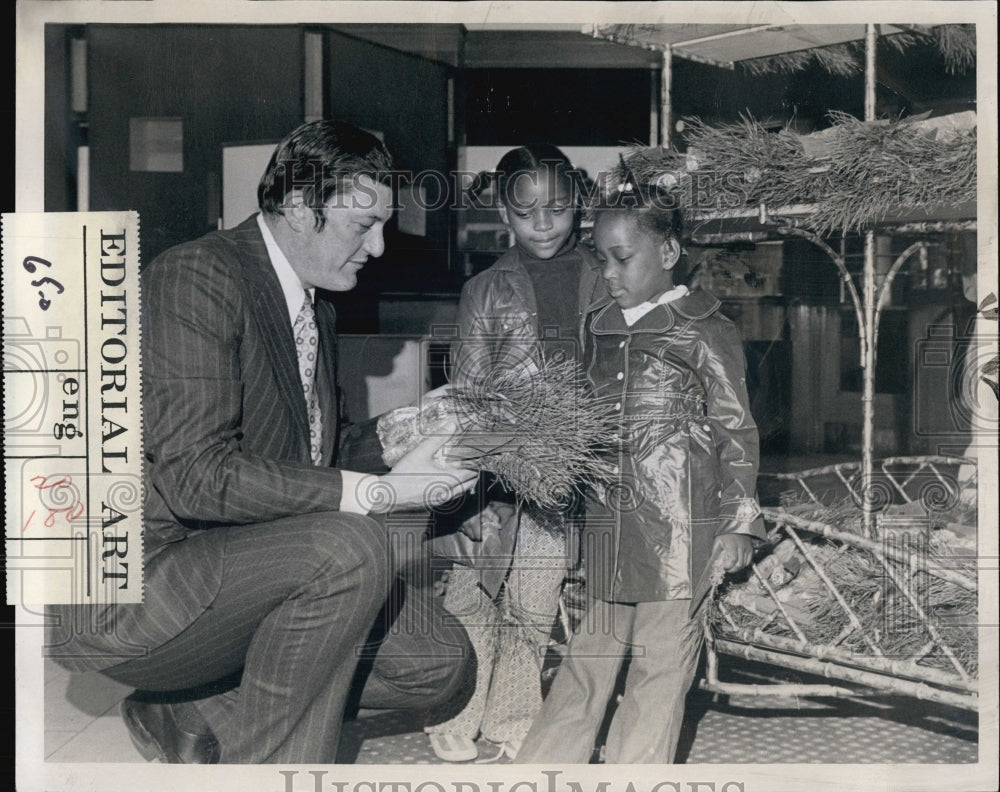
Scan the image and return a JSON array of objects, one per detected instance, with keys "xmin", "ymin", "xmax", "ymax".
[
  {"xmin": 275, "ymin": 166, "xmax": 752, "ymax": 215},
  {"xmin": 276, "ymin": 769, "xmax": 750, "ymax": 792}
]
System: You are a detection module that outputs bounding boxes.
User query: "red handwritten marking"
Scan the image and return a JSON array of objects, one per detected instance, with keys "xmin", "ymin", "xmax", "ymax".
[
  {"xmin": 30, "ymin": 474, "xmax": 73, "ymax": 491},
  {"xmin": 23, "ymin": 475, "xmax": 86, "ymax": 531}
]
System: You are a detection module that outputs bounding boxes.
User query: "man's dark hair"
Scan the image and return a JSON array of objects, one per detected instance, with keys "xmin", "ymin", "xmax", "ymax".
[{"xmin": 257, "ymin": 120, "xmax": 394, "ymax": 230}]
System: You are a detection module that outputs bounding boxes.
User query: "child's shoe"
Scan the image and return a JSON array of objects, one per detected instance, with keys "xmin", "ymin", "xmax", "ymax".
[
  {"xmin": 503, "ymin": 737, "xmax": 522, "ymax": 760},
  {"xmin": 475, "ymin": 737, "xmax": 522, "ymax": 763},
  {"xmin": 427, "ymin": 732, "xmax": 478, "ymax": 762}
]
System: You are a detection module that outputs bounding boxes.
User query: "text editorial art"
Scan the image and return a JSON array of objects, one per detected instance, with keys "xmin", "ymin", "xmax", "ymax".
[{"xmin": 3, "ymin": 212, "xmax": 143, "ymax": 606}]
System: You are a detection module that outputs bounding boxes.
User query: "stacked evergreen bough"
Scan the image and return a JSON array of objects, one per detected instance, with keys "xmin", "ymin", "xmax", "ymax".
[{"xmin": 613, "ymin": 110, "xmax": 977, "ymax": 236}]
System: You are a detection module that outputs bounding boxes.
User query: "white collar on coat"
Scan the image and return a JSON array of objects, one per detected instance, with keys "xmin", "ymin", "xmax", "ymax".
[{"xmin": 621, "ymin": 285, "xmax": 689, "ymax": 327}]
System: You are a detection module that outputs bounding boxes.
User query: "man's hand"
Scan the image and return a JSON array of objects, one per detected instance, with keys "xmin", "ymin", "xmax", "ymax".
[
  {"xmin": 713, "ymin": 532, "xmax": 755, "ymax": 573},
  {"xmin": 365, "ymin": 420, "xmax": 477, "ymax": 513},
  {"xmin": 421, "ymin": 383, "xmax": 452, "ymax": 403}
]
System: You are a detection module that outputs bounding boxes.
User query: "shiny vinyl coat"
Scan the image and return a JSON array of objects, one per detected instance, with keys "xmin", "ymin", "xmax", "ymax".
[
  {"xmin": 450, "ymin": 241, "xmax": 604, "ymax": 383},
  {"xmin": 581, "ymin": 288, "xmax": 765, "ymax": 603},
  {"xmin": 430, "ymin": 242, "xmax": 606, "ymax": 596}
]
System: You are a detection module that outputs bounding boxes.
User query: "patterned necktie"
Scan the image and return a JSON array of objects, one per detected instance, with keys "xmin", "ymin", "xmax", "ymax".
[{"xmin": 293, "ymin": 293, "xmax": 323, "ymax": 465}]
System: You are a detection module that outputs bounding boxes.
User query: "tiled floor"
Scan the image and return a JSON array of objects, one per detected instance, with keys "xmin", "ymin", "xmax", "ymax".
[
  {"xmin": 43, "ymin": 657, "xmax": 978, "ymax": 765},
  {"xmin": 44, "ymin": 662, "xmax": 138, "ymax": 763}
]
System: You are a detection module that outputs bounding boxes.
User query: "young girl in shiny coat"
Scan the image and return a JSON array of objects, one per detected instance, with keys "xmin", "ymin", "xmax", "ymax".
[{"xmin": 517, "ymin": 188, "xmax": 765, "ymax": 764}]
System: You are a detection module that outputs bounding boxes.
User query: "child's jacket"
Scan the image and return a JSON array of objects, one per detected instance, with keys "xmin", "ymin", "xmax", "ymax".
[
  {"xmin": 431, "ymin": 241, "xmax": 605, "ymax": 596},
  {"xmin": 582, "ymin": 287, "xmax": 766, "ymax": 603},
  {"xmin": 451, "ymin": 241, "xmax": 604, "ymax": 382}
]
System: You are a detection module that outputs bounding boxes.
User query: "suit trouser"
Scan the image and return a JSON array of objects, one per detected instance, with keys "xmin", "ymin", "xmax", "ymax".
[
  {"xmin": 94, "ymin": 512, "xmax": 470, "ymax": 763},
  {"xmin": 517, "ymin": 598, "xmax": 703, "ymax": 764}
]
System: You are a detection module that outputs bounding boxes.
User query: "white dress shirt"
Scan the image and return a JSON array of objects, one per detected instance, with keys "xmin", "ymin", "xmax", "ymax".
[{"xmin": 257, "ymin": 214, "xmax": 372, "ymax": 514}]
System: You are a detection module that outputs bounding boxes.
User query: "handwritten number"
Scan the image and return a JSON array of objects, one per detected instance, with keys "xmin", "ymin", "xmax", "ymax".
[
  {"xmin": 23, "ymin": 258, "xmax": 61, "ymax": 310},
  {"xmin": 31, "ymin": 474, "xmax": 72, "ymax": 491},
  {"xmin": 31, "ymin": 277, "xmax": 65, "ymax": 294},
  {"xmin": 26, "ymin": 476, "xmax": 85, "ymax": 527},
  {"xmin": 22, "ymin": 256, "xmax": 52, "ymax": 273}
]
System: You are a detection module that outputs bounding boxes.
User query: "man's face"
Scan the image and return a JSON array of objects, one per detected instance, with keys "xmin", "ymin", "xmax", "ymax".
[{"xmin": 289, "ymin": 175, "xmax": 394, "ymax": 292}]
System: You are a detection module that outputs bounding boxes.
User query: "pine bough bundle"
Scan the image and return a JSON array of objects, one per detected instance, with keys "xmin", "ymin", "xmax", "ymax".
[
  {"xmin": 612, "ymin": 110, "xmax": 976, "ymax": 236},
  {"xmin": 587, "ymin": 24, "xmax": 976, "ymax": 77},
  {"xmin": 377, "ymin": 359, "xmax": 619, "ymax": 510},
  {"xmin": 709, "ymin": 495, "xmax": 978, "ymax": 709}
]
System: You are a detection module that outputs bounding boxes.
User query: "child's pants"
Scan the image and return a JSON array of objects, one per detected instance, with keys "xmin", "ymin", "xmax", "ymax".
[
  {"xmin": 426, "ymin": 513, "xmax": 567, "ymax": 746},
  {"xmin": 517, "ymin": 597, "xmax": 703, "ymax": 764}
]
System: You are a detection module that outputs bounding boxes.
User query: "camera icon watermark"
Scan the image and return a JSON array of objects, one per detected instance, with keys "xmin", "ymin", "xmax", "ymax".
[{"xmin": 4, "ymin": 316, "xmax": 83, "ymax": 443}]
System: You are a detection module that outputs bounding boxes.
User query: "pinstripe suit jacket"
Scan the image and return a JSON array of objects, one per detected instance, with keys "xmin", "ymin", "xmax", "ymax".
[
  {"xmin": 47, "ymin": 216, "xmax": 386, "ymax": 671},
  {"xmin": 139, "ymin": 213, "xmax": 387, "ymax": 624},
  {"xmin": 143, "ymin": 215, "xmax": 386, "ymax": 555}
]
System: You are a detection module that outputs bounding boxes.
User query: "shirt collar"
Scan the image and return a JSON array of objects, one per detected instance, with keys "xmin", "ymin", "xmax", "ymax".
[
  {"xmin": 257, "ymin": 213, "xmax": 315, "ymax": 325},
  {"xmin": 621, "ymin": 285, "xmax": 689, "ymax": 327}
]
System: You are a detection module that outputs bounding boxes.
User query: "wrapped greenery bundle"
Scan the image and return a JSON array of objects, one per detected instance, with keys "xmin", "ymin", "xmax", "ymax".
[{"xmin": 377, "ymin": 359, "xmax": 619, "ymax": 510}]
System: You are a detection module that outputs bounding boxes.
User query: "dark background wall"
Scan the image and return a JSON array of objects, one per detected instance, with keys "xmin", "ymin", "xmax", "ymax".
[
  {"xmin": 44, "ymin": 24, "xmax": 79, "ymax": 215},
  {"xmin": 464, "ymin": 68, "xmax": 652, "ymax": 145},
  {"xmin": 85, "ymin": 25, "xmax": 305, "ymax": 265},
  {"xmin": 43, "ymin": 24, "xmax": 457, "ymax": 331},
  {"xmin": 323, "ymin": 30, "xmax": 454, "ymax": 328}
]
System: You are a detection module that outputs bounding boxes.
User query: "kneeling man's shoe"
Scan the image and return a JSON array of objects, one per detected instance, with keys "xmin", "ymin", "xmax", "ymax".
[{"xmin": 121, "ymin": 695, "xmax": 220, "ymax": 763}]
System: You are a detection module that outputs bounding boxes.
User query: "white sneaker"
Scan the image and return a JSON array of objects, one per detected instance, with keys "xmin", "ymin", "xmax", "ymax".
[
  {"xmin": 475, "ymin": 738, "xmax": 522, "ymax": 763},
  {"xmin": 427, "ymin": 732, "xmax": 478, "ymax": 762}
]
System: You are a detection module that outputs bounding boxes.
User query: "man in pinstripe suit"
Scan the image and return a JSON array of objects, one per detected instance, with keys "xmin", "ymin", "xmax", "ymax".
[{"xmin": 46, "ymin": 121, "xmax": 476, "ymax": 763}]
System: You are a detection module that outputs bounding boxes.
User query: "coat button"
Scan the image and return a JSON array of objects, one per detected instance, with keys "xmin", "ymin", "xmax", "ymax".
[
  {"xmin": 618, "ymin": 340, "xmax": 626, "ymax": 348},
  {"xmin": 616, "ymin": 372, "xmax": 624, "ymax": 380},
  {"xmin": 703, "ymin": 424, "xmax": 711, "ymax": 432},
  {"xmin": 614, "ymin": 402, "xmax": 621, "ymax": 410}
]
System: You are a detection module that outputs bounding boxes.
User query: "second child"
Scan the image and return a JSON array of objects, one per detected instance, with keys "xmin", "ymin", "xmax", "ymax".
[{"xmin": 424, "ymin": 144, "xmax": 605, "ymax": 762}]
